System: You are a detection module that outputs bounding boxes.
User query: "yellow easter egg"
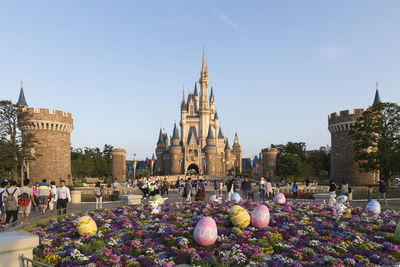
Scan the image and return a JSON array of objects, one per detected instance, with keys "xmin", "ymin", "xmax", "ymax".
[
  {"xmin": 76, "ymin": 216, "xmax": 97, "ymax": 237},
  {"xmin": 229, "ymin": 205, "xmax": 250, "ymax": 229}
]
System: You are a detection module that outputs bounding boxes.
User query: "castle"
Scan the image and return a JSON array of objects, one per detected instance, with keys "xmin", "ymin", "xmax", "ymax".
[
  {"xmin": 328, "ymin": 82, "xmax": 381, "ymax": 184},
  {"xmin": 155, "ymin": 48, "xmax": 243, "ymax": 176},
  {"xmin": 17, "ymin": 83, "xmax": 74, "ymax": 185},
  {"xmin": 252, "ymin": 147, "xmax": 278, "ymax": 180}
]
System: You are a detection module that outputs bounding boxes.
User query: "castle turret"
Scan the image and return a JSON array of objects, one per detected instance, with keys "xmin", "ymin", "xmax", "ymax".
[
  {"xmin": 170, "ymin": 123, "xmax": 182, "ymax": 174},
  {"xmin": 210, "ymin": 87, "xmax": 215, "ymax": 111},
  {"xmin": 261, "ymin": 147, "xmax": 278, "ymax": 180},
  {"xmin": 181, "ymin": 89, "xmax": 186, "ymax": 111},
  {"xmin": 156, "ymin": 129, "xmax": 166, "ymax": 173},
  {"xmin": 199, "ymin": 45, "xmax": 209, "ymax": 111},
  {"xmin": 232, "ymin": 133, "xmax": 243, "ymax": 173},
  {"xmin": 328, "ymin": 85, "xmax": 381, "ymax": 184},
  {"xmin": 205, "ymin": 125, "xmax": 217, "ymax": 175},
  {"xmin": 112, "ymin": 148, "xmax": 127, "ymax": 182}
]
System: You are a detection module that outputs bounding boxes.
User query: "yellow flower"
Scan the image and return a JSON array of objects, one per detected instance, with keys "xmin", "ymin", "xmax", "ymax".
[{"xmin": 270, "ymin": 233, "xmax": 282, "ymax": 240}]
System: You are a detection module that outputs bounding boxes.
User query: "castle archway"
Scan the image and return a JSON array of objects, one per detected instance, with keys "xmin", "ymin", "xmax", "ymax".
[{"xmin": 187, "ymin": 164, "xmax": 199, "ymax": 174}]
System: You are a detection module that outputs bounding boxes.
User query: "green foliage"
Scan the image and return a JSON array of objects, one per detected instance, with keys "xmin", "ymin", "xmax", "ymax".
[
  {"xmin": 0, "ymin": 100, "xmax": 38, "ymax": 180},
  {"xmin": 350, "ymin": 102, "xmax": 400, "ymax": 183},
  {"xmin": 71, "ymin": 144, "xmax": 113, "ymax": 180},
  {"xmin": 273, "ymin": 142, "xmax": 330, "ymax": 181},
  {"xmin": 239, "ymin": 170, "xmax": 254, "ymax": 179}
]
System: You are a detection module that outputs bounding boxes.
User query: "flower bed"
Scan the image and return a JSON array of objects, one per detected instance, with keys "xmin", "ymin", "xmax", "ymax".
[{"xmin": 29, "ymin": 200, "xmax": 400, "ymax": 266}]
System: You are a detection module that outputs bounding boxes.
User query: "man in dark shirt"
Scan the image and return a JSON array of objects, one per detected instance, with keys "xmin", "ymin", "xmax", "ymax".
[
  {"xmin": 241, "ymin": 177, "xmax": 251, "ymax": 200},
  {"xmin": 378, "ymin": 179, "xmax": 388, "ymax": 206}
]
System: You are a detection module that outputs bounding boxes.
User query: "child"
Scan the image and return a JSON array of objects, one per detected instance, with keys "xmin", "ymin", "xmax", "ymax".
[{"xmin": 367, "ymin": 185, "xmax": 374, "ymax": 202}]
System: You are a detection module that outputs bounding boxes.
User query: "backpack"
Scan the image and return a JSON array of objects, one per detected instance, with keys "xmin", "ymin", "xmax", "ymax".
[
  {"xmin": 0, "ymin": 191, "xmax": 4, "ymax": 207},
  {"xmin": 5, "ymin": 189, "xmax": 18, "ymax": 211},
  {"xmin": 19, "ymin": 192, "xmax": 30, "ymax": 206},
  {"xmin": 94, "ymin": 187, "xmax": 102, "ymax": 197},
  {"xmin": 32, "ymin": 187, "xmax": 38, "ymax": 196}
]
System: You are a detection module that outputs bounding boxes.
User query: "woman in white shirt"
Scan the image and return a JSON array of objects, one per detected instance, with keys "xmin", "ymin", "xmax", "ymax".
[{"xmin": 259, "ymin": 177, "xmax": 266, "ymax": 202}]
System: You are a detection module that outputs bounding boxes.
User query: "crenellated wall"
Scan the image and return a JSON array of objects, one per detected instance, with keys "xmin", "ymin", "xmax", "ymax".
[
  {"xmin": 24, "ymin": 107, "xmax": 74, "ymax": 185},
  {"xmin": 328, "ymin": 109, "xmax": 378, "ymax": 184}
]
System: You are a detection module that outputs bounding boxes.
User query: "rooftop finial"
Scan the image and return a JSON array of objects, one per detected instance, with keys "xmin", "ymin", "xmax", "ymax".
[
  {"xmin": 17, "ymin": 80, "xmax": 28, "ymax": 106},
  {"xmin": 376, "ymin": 80, "xmax": 379, "ymax": 90},
  {"xmin": 21, "ymin": 80, "xmax": 23, "ymax": 88}
]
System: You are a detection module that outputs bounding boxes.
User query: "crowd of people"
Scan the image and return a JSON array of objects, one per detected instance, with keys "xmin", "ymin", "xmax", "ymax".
[{"xmin": 0, "ymin": 178, "xmax": 71, "ymax": 227}]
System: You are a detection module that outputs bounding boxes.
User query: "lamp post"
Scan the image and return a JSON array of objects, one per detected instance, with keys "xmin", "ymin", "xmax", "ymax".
[{"xmin": 133, "ymin": 154, "xmax": 137, "ymax": 179}]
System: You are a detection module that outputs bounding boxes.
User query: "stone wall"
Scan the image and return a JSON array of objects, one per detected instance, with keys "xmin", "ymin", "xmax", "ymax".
[
  {"xmin": 328, "ymin": 109, "xmax": 378, "ymax": 184},
  {"xmin": 112, "ymin": 148, "xmax": 126, "ymax": 182},
  {"xmin": 24, "ymin": 107, "xmax": 73, "ymax": 185}
]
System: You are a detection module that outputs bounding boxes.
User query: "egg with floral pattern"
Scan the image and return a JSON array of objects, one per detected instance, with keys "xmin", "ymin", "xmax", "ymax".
[
  {"xmin": 396, "ymin": 223, "xmax": 400, "ymax": 242},
  {"xmin": 76, "ymin": 216, "xmax": 97, "ymax": 236},
  {"xmin": 193, "ymin": 216, "xmax": 217, "ymax": 246},
  {"xmin": 231, "ymin": 192, "xmax": 241, "ymax": 203},
  {"xmin": 229, "ymin": 205, "xmax": 250, "ymax": 229},
  {"xmin": 251, "ymin": 204, "xmax": 270, "ymax": 229}
]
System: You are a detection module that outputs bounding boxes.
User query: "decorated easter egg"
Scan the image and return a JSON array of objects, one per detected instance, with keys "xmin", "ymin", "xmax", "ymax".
[
  {"xmin": 251, "ymin": 205, "xmax": 270, "ymax": 229},
  {"xmin": 152, "ymin": 194, "xmax": 164, "ymax": 205},
  {"xmin": 193, "ymin": 216, "xmax": 217, "ymax": 246},
  {"xmin": 336, "ymin": 195, "xmax": 348, "ymax": 204},
  {"xmin": 229, "ymin": 205, "xmax": 250, "ymax": 229},
  {"xmin": 76, "ymin": 216, "xmax": 97, "ymax": 236},
  {"xmin": 365, "ymin": 200, "xmax": 381, "ymax": 215},
  {"xmin": 274, "ymin": 193, "xmax": 286, "ymax": 204},
  {"xmin": 396, "ymin": 223, "xmax": 400, "ymax": 242},
  {"xmin": 231, "ymin": 192, "xmax": 241, "ymax": 203}
]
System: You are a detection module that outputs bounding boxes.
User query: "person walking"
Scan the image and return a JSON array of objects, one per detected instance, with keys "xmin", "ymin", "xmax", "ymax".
[
  {"xmin": 32, "ymin": 183, "xmax": 39, "ymax": 211},
  {"xmin": 367, "ymin": 185, "xmax": 374, "ymax": 202},
  {"xmin": 266, "ymin": 179, "xmax": 273, "ymax": 199},
  {"xmin": 249, "ymin": 181, "xmax": 255, "ymax": 200},
  {"xmin": 227, "ymin": 179, "xmax": 235, "ymax": 200},
  {"xmin": 18, "ymin": 179, "xmax": 35, "ymax": 224},
  {"xmin": 38, "ymin": 179, "xmax": 51, "ymax": 214},
  {"xmin": 4, "ymin": 180, "xmax": 19, "ymax": 226},
  {"xmin": 259, "ymin": 177, "xmax": 266, "ymax": 202},
  {"xmin": 176, "ymin": 178, "xmax": 183, "ymax": 197},
  {"xmin": 55, "ymin": 180, "xmax": 71, "ymax": 215},
  {"xmin": 241, "ymin": 177, "xmax": 251, "ymax": 200},
  {"xmin": 183, "ymin": 178, "xmax": 193, "ymax": 202},
  {"xmin": 112, "ymin": 179, "xmax": 120, "ymax": 201},
  {"xmin": 213, "ymin": 180, "xmax": 218, "ymax": 195},
  {"xmin": 378, "ymin": 179, "xmax": 388, "ymax": 206},
  {"xmin": 292, "ymin": 181, "xmax": 298, "ymax": 199},
  {"xmin": 218, "ymin": 180, "xmax": 224, "ymax": 197},
  {"xmin": 94, "ymin": 182, "xmax": 104, "ymax": 209},
  {"xmin": 49, "ymin": 181, "xmax": 57, "ymax": 211},
  {"xmin": 0, "ymin": 181, "xmax": 8, "ymax": 226}
]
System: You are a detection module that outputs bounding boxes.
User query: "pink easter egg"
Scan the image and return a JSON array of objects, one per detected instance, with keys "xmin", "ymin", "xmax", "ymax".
[
  {"xmin": 274, "ymin": 193, "xmax": 286, "ymax": 204},
  {"xmin": 193, "ymin": 216, "xmax": 218, "ymax": 246},
  {"xmin": 251, "ymin": 205, "xmax": 270, "ymax": 229}
]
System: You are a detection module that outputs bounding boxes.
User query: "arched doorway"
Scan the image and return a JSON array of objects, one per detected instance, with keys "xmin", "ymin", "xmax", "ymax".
[{"xmin": 187, "ymin": 164, "xmax": 199, "ymax": 174}]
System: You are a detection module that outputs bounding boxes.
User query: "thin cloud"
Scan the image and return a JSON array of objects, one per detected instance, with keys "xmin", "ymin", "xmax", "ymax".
[
  {"xmin": 212, "ymin": 8, "xmax": 247, "ymax": 41},
  {"xmin": 315, "ymin": 45, "xmax": 347, "ymax": 59}
]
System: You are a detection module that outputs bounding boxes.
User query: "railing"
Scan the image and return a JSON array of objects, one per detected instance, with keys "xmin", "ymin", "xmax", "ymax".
[{"xmin": 19, "ymin": 254, "xmax": 53, "ymax": 267}]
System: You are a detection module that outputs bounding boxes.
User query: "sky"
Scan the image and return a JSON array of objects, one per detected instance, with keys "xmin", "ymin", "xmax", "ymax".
[{"xmin": 1, "ymin": 1, "xmax": 400, "ymax": 160}]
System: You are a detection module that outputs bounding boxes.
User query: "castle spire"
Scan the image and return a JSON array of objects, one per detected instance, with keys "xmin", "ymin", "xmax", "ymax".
[
  {"xmin": 194, "ymin": 82, "xmax": 198, "ymax": 96},
  {"xmin": 373, "ymin": 80, "xmax": 381, "ymax": 106},
  {"xmin": 199, "ymin": 44, "xmax": 209, "ymax": 110},
  {"xmin": 218, "ymin": 126, "xmax": 224, "ymax": 139},
  {"xmin": 157, "ymin": 128, "xmax": 164, "ymax": 145},
  {"xmin": 206, "ymin": 124, "xmax": 215, "ymax": 140},
  {"xmin": 17, "ymin": 80, "xmax": 28, "ymax": 106},
  {"xmin": 181, "ymin": 87, "xmax": 186, "ymax": 110},
  {"xmin": 225, "ymin": 138, "xmax": 231, "ymax": 150},
  {"xmin": 234, "ymin": 133, "xmax": 239, "ymax": 145},
  {"xmin": 172, "ymin": 123, "xmax": 180, "ymax": 140}
]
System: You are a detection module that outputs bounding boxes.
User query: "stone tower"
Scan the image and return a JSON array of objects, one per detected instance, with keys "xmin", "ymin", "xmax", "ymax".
[
  {"xmin": 232, "ymin": 133, "xmax": 243, "ymax": 173},
  {"xmin": 18, "ymin": 84, "xmax": 74, "ymax": 185},
  {"xmin": 261, "ymin": 147, "xmax": 278, "ymax": 179},
  {"xmin": 170, "ymin": 123, "xmax": 182, "ymax": 174},
  {"xmin": 112, "ymin": 148, "xmax": 127, "ymax": 181},
  {"xmin": 328, "ymin": 83, "xmax": 381, "ymax": 184}
]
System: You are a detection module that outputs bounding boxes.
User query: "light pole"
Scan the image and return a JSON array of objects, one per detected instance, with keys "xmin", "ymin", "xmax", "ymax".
[{"xmin": 133, "ymin": 154, "xmax": 137, "ymax": 179}]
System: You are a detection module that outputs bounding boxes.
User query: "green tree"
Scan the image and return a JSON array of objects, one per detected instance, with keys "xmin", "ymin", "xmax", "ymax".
[
  {"xmin": 0, "ymin": 100, "xmax": 38, "ymax": 181},
  {"xmin": 350, "ymin": 102, "xmax": 400, "ymax": 185},
  {"xmin": 272, "ymin": 142, "xmax": 306, "ymax": 160},
  {"xmin": 277, "ymin": 153, "xmax": 302, "ymax": 179}
]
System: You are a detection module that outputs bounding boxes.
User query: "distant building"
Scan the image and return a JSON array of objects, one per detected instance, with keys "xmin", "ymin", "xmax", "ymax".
[
  {"xmin": 241, "ymin": 158, "xmax": 252, "ymax": 172},
  {"xmin": 155, "ymin": 47, "xmax": 243, "ymax": 176},
  {"xmin": 253, "ymin": 148, "xmax": 278, "ymax": 180}
]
